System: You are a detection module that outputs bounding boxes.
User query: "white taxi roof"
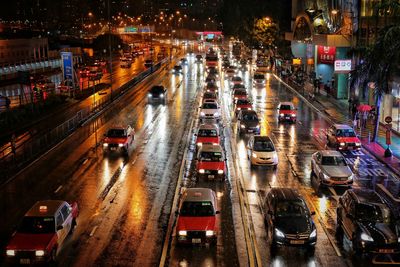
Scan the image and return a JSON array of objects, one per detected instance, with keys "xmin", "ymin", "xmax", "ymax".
[
  {"xmin": 25, "ymin": 200, "xmax": 66, "ymax": 217},
  {"xmin": 279, "ymin": 101, "xmax": 294, "ymax": 106},
  {"xmin": 333, "ymin": 124, "xmax": 353, "ymax": 130},
  {"xmin": 199, "ymin": 144, "xmax": 223, "ymax": 153},
  {"xmin": 183, "ymin": 188, "xmax": 216, "ymax": 203}
]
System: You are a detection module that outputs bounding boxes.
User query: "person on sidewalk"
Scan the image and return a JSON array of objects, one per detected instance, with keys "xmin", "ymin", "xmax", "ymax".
[
  {"xmin": 348, "ymin": 98, "xmax": 353, "ymax": 115},
  {"xmin": 361, "ymin": 111, "xmax": 369, "ymax": 128},
  {"xmin": 324, "ymin": 84, "xmax": 330, "ymax": 97},
  {"xmin": 354, "ymin": 111, "xmax": 361, "ymax": 129},
  {"xmin": 352, "ymin": 103, "xmax": 358, "ymax": 119}
]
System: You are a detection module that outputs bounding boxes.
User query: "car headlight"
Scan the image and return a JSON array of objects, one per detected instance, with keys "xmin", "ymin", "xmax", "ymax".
[
  {"xmin": 214, "ymin": 112, "xmax": 220, "ymax": 117},
  {"xmin": 356, "ymin": 142, "xmax": 361, "ymax": 146},
  {"xmin": 118, "ymin": 143, "xmax": 124, "ymax": 147},
  {"xmin": 340, "ymin": 142, "xmax": 345, "ymax": 146},
  {"xmin": 248, "ymin": 108, "xmax": 252, "ymax": 110},
  {"xmin": 252, "ymin": 153, "xmax": 257, "ymax": 158},
  {"xmin": 35, "ymin": 250, "xmax": 45, "ymax": 257},
  {"xmin": 348, "ymin": 174, "xmax": 354, "ymax": 180},
  {"xmin": 218, "ymin": 170, "xmax": 224, "ymax": 174},
  {"xmin": 275, "ymin": 228, "xmax": 285, "ymax": 238},
  {"xmin": 237, "ymin": 107, "xmax": 241, "ymax": 110},
  {"xmin": 235, "ymin": 97, "xmax": 238, "ymax": 100},
  {"xmin": 206, "ymin": 230, "xmax": 214, "ymax": 236},
  {"xmin": 361, "ymin": 232, "xmax": 374, "ymax": 242},
  {"xmin": 240, "ymin": 125, "xmax": 246, "ymax": 128},
  {"xmin": 310, "ymin": 229, "xmax": 317, "ymax": 239},
  {"xmin": 200, "ymin": 112, "xmax": 205, "ymax": 117},
  {"xmin": 103, "ymin": 143, "xmax": 108, "ymax": 147},
  {"xmin": 199, "ymin": 169, "xmax": 205, "ymax": 174},
  {"xmin": 291, "ymin": 114, "xmax": 296, "ymax": 117},
  {"xmin": 197, "ymin": 142, "xmax": 203, "ymax": 147},
  {"xmin": 159, "ymin": 93, "xmax": 164, "ymax": 98},
  {"xmin": 148, "ymin": 93, "xmax": 152, "ymax": 98},
  {"xmin": 398, "ymin": 237, "xmax": 400, "ymax": 243},
  {"xmin": 279, "ymin": 113, "xmax": 284, "ymax": 117},
  {"xmin": 179, "ymin": 230, "xmax": 187, "ymax": 236},
  {"xmin": 255, "ymin": 125, "xmax": 260, "ymax": 129},
  {"xmin": 322, "ymin": 173, "xmax": 330, "ymax": 180},
  {"xmin": 6, "ymin": 249, "xmax": 15, "ymax": 256}
]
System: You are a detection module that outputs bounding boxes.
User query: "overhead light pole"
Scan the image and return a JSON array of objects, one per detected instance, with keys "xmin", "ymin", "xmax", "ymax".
[{"xmin": 108, "ymin": 0, "xmax": 113, "ymax": 101}]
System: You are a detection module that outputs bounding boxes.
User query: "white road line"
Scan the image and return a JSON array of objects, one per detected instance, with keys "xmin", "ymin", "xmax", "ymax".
[
  {"xmin": 89, "ymin": 226, "xmax": 98, "ymax": 237},
  {"xmin": 54, "ymin": 185, "xmax": 62, "ymax": 194}
]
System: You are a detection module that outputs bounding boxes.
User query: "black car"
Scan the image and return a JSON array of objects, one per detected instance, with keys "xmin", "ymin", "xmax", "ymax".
[
  {"xmin": 148, "ymin": 85, "xmax": 167, "ymax": 104},
  {"xmin": 237, "ymin": 110, "xmax": 260, "ymax": 135},
  {"xmin": 173, "ymin": 65, "xmax": 183, "ymax": 74},
  {"xmin": 264, "ymin": 188, "xmax": 317, "ymax": 254},
  {"xmin": 336, "ymin": 189, "xmax": 400, "ymax": 255},
  {"xmin": 180, "ymin": 58, "xmax": 188, "ymax": 65}
]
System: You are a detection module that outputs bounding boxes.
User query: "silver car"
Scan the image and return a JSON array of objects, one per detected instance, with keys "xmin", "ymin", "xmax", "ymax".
[{"xmin": 311, "ymin": 150, "xmax": 353, "ymax": 186}]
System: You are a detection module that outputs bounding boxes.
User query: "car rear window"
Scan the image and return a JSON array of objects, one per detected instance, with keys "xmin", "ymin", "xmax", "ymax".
[
  {"xmin": 200, "ymin": 151, "xmax": 223, "ymax": 161},
  {"xmin": 203, "ymin": 93, "xmax": 216, "ymax": 98},
  {"xmin": 180, "ymin": 201, "xmax": 215, "ymax": 216},
  {"xmin": 18, "ymin": 217, "xmax": 55, "ymax": 234},
  {"xmin": 254, "ymin": 74, "xmax": 265, "ymax": 79}
]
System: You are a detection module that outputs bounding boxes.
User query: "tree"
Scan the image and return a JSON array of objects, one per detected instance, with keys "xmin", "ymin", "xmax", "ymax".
[
  {"xmin": 253, "ymin": 17, "xmax": 279, "ymax": 48},
  {"xmin": 350, "ymin": 25, "xmax": 400, "ymax": 142}
]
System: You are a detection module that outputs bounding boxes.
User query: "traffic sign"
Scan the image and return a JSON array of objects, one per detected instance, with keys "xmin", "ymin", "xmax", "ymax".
[{"xmin": 385, "ymin": 116, "xmax": 392, "ymax": 123}]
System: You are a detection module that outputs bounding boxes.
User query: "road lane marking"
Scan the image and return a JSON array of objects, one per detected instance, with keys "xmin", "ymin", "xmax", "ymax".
[
  {"xmin": 54, "ymin": 185, "xmax": 62, "ymax": 194},
  {"xmin": 89, "ymin": 226, "xmax": 98, "ymax": 237}
]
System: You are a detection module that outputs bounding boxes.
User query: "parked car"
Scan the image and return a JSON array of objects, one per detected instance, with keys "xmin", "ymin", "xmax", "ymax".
[
  {"xmin": 148, "ymin": 85, "xmax": 167, "ymax": 104},
  {"xmin": 311, "ymin": 150, "xmax": 354, "ymax": 187},
  {"xmin": 247, "ymin": 135, "xmax": 278, "ymax": 168},
  {"xmin": 327, "ymin": 124, "xmax": 361, "ymax": 150},
  {"xmin": 264, "ymin": 188, "xmax": 317, "ymax": 254},
  {"xmin": 5, "ymin": 200, "xmax": 79, "ymax": 264},
  {"xmin": 237, "ymin": 110, "xmax": 260, "ymax": 135},
  {"xmin": 336, "ymin": 189, "xmax": 400, "ymax": 255},
  {"xmin": 102, "ymin": 126, "xmax": 134, "ymax": 155},
  {"xmin": 196, "ymin": 144, "xmax": 226, "ymax": 181},
  {"xmin": 176, "ymin": 188, "xmax": 219, "ymax": 245}
]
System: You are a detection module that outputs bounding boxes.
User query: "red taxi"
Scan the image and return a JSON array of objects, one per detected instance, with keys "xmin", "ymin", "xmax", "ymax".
[
  {"xmin": 277, "ymin": 102, "xmax": 297, "ymax": 123},
  {"xmin": 196, "ymin": 144, "xmax": 226, "ymax": 181},
  {"xmin": 103, "ymin": 126, "xmax": 135, "ymax": 155},
  {"xmin": 327, "ymin": 124, "xmax": 361, "ymax": 150},
  {"xmin": 5, "ymin": 200, "xmax": 78, "ymax": 264},
  {"xmin": 232, "ymin": 89, "xmax": 248, "ymax": 101},
  {"xmin": 234, "ymin": 98, "xmax": 252, "ymax": 116},
  {"xmin": 176, "ymin": 188, "xmax": 219, "ymax": 245},
  {"xmin": 195, "ymin": 124, "xmax": 220, "ymax": 149}
]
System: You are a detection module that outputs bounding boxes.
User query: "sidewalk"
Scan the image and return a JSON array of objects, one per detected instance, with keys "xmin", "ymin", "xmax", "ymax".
[{"xmin": 284, "ymin": 78, "xmax": 400, "ymax": 177}]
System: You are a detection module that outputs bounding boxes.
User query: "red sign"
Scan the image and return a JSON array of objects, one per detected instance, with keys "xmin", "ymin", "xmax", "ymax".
[{"xmin": 317, "ymin": 46, "xmax": 336, "ymax": 64}]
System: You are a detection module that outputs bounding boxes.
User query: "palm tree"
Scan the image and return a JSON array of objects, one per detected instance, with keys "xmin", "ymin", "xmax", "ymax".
[{"xmin": 350, "ymin": 25, "xmax": 400, "ymax": 142}]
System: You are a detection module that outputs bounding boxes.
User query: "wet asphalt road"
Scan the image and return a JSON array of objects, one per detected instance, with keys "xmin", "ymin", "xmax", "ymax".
[{"xmin": 1, "ymin": 46, "xmax": 400, "ymax": 267}]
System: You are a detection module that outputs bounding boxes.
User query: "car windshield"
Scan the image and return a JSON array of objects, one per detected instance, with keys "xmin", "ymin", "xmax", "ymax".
[
  {"xmin": 254, "ymin": 140, "xmax": 275, "ymax": 152},
  {"xmin": 206, "ymin": 56, "xmax": 218, "ymax": 61},
  {"xmin": 233, "ymin": 77, "xmax": 242, "ymax": 81},
  {"xmin": 198, "ymin": 129, "xmax": 218, "ymax": 137},
  {"xmin": 254, "ymin": 74, "xmax": 265, "ymax": 79},
  {"xmin": 151, "ymin": 86, "xmax": 164, "ymax": 93},
  {"xmin": 203, "ymin": 93, "xmax": 216, "ymax": 98},
  {"xmin": 200, "ymin": 151, "xmax": 223, "ymax": 161},
  {"xmin": 202, "ymin": 103, "xmax": 218, "ymax": 109},
  {"xmin": 243, "ymin": 113, "xmax": 258, "ymax": 121},
  {"xmin": 356, "ymin": 204, "xmax": 387, "ymax": 223},
  {"xmin": 233, "ymin": 85, "xmax": 245, "ymax": 89},
  {"xmin": 174, "ymin": 66, "xmax": 181, "ymax": 69},
  {"xmin": 180, "ymin": 201, "xmax": 215, "ymax": 216},
  {"xmin": 280, "ymin": 105, "xmax": 293, "ymax": 110},
  {"xmin": 107, "ymin": 129, "xmax": 126, "ymax": 137},
  {"xmin": 235, "ymin": 90, "xmax": 247, "ymax": 95},
  {"xmin": 336, "ymin": 129, "xmax": 356, "ymax": 137},
  {"xmin": 275, "ymin": 200, "xmax": 307, "ymax": 217},
  {"xmin": 18, "ymin": 217, "xmax": 55, "ymax": 234},
  {"xmin": 237, "ymin": 99, "xmax": 251, "ymax": 105},
  {"xmin": 321, "ymin": 156, "xmax": 347, "ymax": 166}
]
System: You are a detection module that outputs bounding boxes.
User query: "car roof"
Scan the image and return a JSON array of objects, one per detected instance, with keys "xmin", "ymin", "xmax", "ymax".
[
  {"xmin": 269, "ymin": 188, "xmax": 303, "ymax": 201},
  {"xmin": 279, "ymin": 102, "xmax": 294, "ymax": 106},
  {"xmin": 348, "ymin": 189, "xmax": 386, "ymax": 205},
  {"xmin": 183, "ymin": 188, "xmax": 215, "ymax": 203},
  {"xmin": 150, "ymin": 85, "xmax": 165, "ymax": 92},
  {"xmin": 318, "ymin": 150, "xmax": 343, "ymax": 157},
  {"xmin": 333, "ymin": 124, "xmax": 352, "ymax": 130},
  {"xmin": 199, "ymin": 144, "xmax": 223, "ymax": 153},
  {"xmin": 198, "ymin": 123, "xmax": 219, "ymax": 130},
  {"xmin": 25, "ymin": 200, "xmax": 66, "ymax": 217}
]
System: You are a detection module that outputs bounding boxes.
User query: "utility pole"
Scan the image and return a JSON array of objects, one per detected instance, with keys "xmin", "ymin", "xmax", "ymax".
[{"xmin": 108, "ymin": 0, "xmax": 113, "ymax": 101}]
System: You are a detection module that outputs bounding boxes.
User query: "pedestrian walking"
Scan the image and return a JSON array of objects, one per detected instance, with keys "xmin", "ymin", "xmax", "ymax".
[
  {"xmin": 324, "ymin": 84, "xmax": 330, "ymax": 97},
  {"xmin": 352, "ymin": 103, "xmax": 357, "ymax": 119},
  {"xmin": 361, "ymin": 111, "xmax": 368, "ymax": 128},
  {"xmin": 348, "ymin": 98, "xmax": 353, "ymax": 114},
  {"xmin": 355, "ymin": 112, "xmax": 361, "ymax": 129}
]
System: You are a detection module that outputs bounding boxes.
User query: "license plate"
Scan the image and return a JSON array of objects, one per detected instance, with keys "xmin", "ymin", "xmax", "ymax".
[
  {"xmin": 348, "ymin": 146, "xmax": 353, "ymax": 150},
  {"xmin": 290, "ymin": 240, "xmax": 305, "ymax": 245},
  {"xmin": 248, "ymin": 130, "xmax": 253, "ymax": 133},
  {"xmin": 379, "ymin": 248, "xmax": 394, "ymax": 253},
  {"xmin": 208, "ymin": 175, "xmax": 215, "ymax": 179},
  {"xmin": 192, "ymin": 238, "xmax": 202, "ymax": 244},
  {"xmin": 20, "ymin": 259, "xmax": 30, "ymax": 264},
  {"xmin": 110, "ymin": 147, "xmax": 117, "ymax": 151},
  {"xmin": 285, "ymin": 117, "xmax": 290, "ymax": 119}
]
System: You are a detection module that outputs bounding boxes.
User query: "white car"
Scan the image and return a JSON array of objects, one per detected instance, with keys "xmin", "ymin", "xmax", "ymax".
[
  {"xmin": 247, "ymin": 135, "xmax": 278, "ymax": 168},
  {"xmin": 199, "ymin": 101, "xmax": 221, "ymax": 122},
  {"xmin": 311, "ymin": 150, "xmax": 354, "ymax": 186},
  {"xmin": 253, "ymin": 72, "xmax": 265, "ymax": 86}
]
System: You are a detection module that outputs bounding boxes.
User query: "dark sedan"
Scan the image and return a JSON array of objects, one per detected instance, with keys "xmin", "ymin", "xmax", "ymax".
[{"xmin": 148, "ymin": 85, "xmax": 167, "ymax": 104}]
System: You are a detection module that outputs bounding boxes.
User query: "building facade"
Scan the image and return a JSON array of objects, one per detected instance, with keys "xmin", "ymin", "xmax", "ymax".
[{"xmin": 0, "ymin": 38, "xmax": 49, "ymax": 66}]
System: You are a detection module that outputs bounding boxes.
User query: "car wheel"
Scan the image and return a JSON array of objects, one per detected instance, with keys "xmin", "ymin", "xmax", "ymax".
[
  {"xmin": 270, "ymin": 240, "xmax": 278, "ymax": 255},
  {"xmin": 69, "ymin": 219, "xmax": 77, "ymax": 235},
  {"xmin": 50, "ymin": 248, "xmax": 57, "ymax": 263}
]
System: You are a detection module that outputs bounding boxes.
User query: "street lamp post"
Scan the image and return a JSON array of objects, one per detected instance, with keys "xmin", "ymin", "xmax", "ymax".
[{"xmin": 107, "ymin": 0, "xmax": 113, "ymax": 101}]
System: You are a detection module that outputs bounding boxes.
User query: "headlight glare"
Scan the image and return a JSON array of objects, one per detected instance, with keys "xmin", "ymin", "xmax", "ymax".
[
  {"xmin": 340, "ymin": 142, "xmax": 345, "ymax": 146},
  {"xmin": 275, "ymin": 228, "xmax": 285, "ymax": 238},
  {"xmin": 6, "ymin": 250, "xmax": 15, "ymax": 256},
  {"xmin": 35, "ymin": 250, "xmax": 45, "ymax": 257},
  {"xmin": 118, "ymin": 143, "xmax": 124, "ymax": 147},
  {"xmin": 252, "ymin": 153, "xmax": 257, "ymax": 158},
  {"xmin": 206, "ymin": 230, "xmax": 214, "ymax": 236},
  {"xmin": 199, "ymin": 169, "xmax": 205, "ymax": 174},
  {"xmin": 361, "ymin": 232, "xmax": 374, "ymax": 242},
  {"xmin": 240, "ymin": 125, "xmax": 246, "ymax": 129},
  {"xmin": 103, "ymin": 143, "xmax": 108, "ymax": 147},
  {"xmin": 179, "ymin": 230, "xmax": 187, "ymax": 236},
  {"xmin": 310, "ymin": 229, "xmax": 317, "ymax": 238},
  {"xmin": 218, "ymin": 170, "xmax": 224, "ymax": 174}
]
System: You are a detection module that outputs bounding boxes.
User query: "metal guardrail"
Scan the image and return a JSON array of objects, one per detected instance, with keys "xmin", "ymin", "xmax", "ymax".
[{"xmin": 0, "ymin": 58, "xmax": 168, "ymax": 182}]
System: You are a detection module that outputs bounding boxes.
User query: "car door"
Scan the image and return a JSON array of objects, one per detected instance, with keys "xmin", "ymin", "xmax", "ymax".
[{"xmin": 55, "ymin": 210, "xmax": 68, "ymax": 244}]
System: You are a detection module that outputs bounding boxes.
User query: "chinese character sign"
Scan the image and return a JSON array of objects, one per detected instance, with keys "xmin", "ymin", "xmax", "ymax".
[{"xmin": 317, "ymin": 46, "xmax": 336, "ymax": 64}]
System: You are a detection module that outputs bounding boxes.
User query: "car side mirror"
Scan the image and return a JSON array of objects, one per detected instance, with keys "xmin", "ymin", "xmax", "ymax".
[
  {"xmin": 311, "ymin": 211, "xmax": 316, "ymax": 216},
  {"xmin": 216, "ymin": 210, "xmax": 220, "ymax": 214},
  {"xmin": 57, "ymin": 225, "xmax": 63, "ymax": 231}
]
